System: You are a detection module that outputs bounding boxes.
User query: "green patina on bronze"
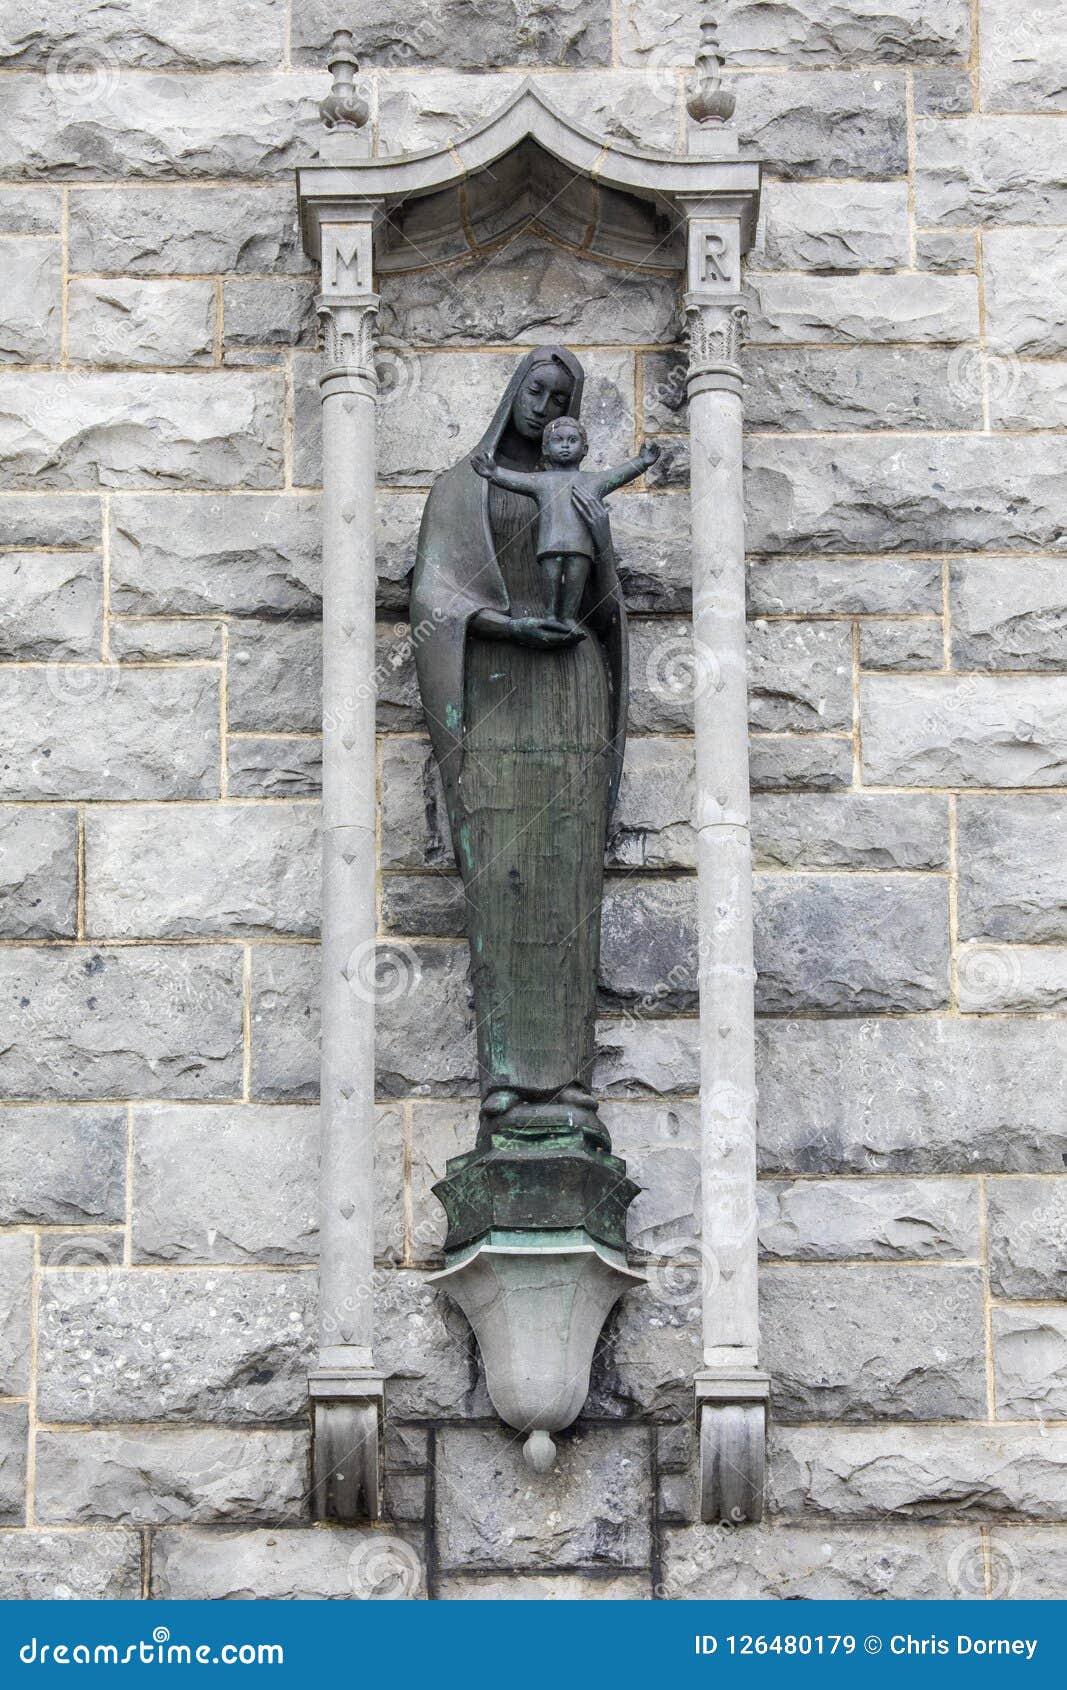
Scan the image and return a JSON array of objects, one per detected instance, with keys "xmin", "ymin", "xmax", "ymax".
[{"xmin": 411, "ymin": 348, "xmax": 639, "ymax": 1254}]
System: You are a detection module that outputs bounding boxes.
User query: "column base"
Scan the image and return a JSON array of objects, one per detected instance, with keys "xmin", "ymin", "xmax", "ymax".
[
  {"xmin": 696, "ymin": 1370, "xmax": 770, "ymax": 1524},
  {"xmin": 309, "ymin": 1370, "xmax": 384, "ymax": 1522}
]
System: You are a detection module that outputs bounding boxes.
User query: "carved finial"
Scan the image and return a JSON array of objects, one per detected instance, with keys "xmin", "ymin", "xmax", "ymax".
[
  {"xmin": 687, "ymin": 15, "xmax": 735, "ymax": 126},
  {"xmin": 319, "ymin": 29, "xmax": 369, "ymax": 131}
]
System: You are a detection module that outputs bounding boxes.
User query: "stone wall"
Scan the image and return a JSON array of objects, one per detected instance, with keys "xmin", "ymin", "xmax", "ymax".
[{"xmin": 0, "ymin": 0, "xmax": 1064, "ymax": 1601}]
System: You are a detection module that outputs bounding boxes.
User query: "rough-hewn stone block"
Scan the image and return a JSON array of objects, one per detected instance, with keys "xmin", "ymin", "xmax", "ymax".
[
  {"xmin": 0, "ymin": 1105, "xmax": 125, "ymax": 1224},
  {"xmin": 380, "ymin": 233, "xmax": 679, "ymax": 347},
  {"xmin": 152, "ymin": 1524, "xmax": 425, "ymax": 1599},
  {"xmin": 758, "ymin": 1179, "xmax": 979, "ymax": 1262},
  {"xmin": 917, "ymin": 230, "xmax": 976, "ymax": 273},
  {"xmin": 0, "ymin": 806, "xmax": 78, "ymax": 937},
  {"xmin": 610, "ymin": 738, "xmax": 694, "ymax": 869},
  {"xmin": 434, "ymin": 1425, "xmax": 651, "ymax": 1569},
  {"xmin": 223, "ymin": 279, "xmax": 316, "ymax": 352},
  {"xmin": 67, "ymin": 279, "xmax": 215, "ymax": 368},
  {"xmin": 0, "ymin": 1528, "xmax": 141, "ymax": 1599},
  {"xmin": 0, "ymin": 372, "xmax": 283, "ymax": 489},
  {"xmin": 295, "ymin": 0, "xmax": 610, "ymax": 68},
  {"xmin": 594, "ymin": 1017, "xmax": 699, "ymax": 1099},
  {"xmin": 0, "ymin": 945, "xmax": 244, "ymax": 1100},
  {"xmin": 747, "ymin": 435, "xmax": 1066, "ymax": 555},
  {"xmin": 754, "ymin": 181, "xmax": 909, "ymax": 272},
  {"xmin": 757, "ymin": 1018, "xmax": 1067, "ymax": 1173},
  {"xmin": 746, "ymin": 347, "xmax": 976, "ymax": 431},
  {"xmin": 980, "ymin": 0, "xmax": 1067, "ymax": 111},
  {"xmin": 748, "ymin": 620, "xmax": 853, "ymax": 733},
  {"xmin": 85, "ymin": 802, "xmax": 319, "ymax": 938},
  {"xmin": 0, "ymin": 72, "xmax": 322, "ymax": 180},
  {"xmin": 0, "ymin": 1235, "xmax": 32, "ymax": 1395},
  {"xmin": 132, "ymin": 1103, "xmax": 318, "ymax": 1264},
  {"xmin": 859, "ymin": 618, "xmax": 945, "ymax": 672},
  {"xmin": 109, "ymin": 619, "xmax": 221, "ymax": 662},
  {"xmin": 0, "ymin": 493, "xmax": 99, "ymax": 548},
  {"xmin": 35, "ymin": 1427, "xmax": 309, "ymax": 1525},
  {"xmin": 37, "ymin": 1269, "xmax": 314, "ymax": 1424},
  {"xmin": 0, "ymin": 0, "xmax": 287, "ymax": 68},
  {"xmin": 0, "ymin": 186, "xmax": 60, "ymax": 233},
  {"xmin": 0, "ymin": 235, "xmax": 61, "ymax": 362},
  {"xmin": 0, "ymin": 550, "xmax": 101, "ymax": 659},
  {"xmin": 227, "ymin": 620, "xmax": 321, "ymax": 734},
  {"xmin": 752, "ymin": 793, "xmax": 949, "ymax": 871},
  {"xmin": 990, "ymin": 360, "xmax": 1067, "ymax": 431},
  {"xmin": 748, "ymin": 274, "xmax": 978, "ymax": 347},
  {"xmin": 227, "ymin": 736, "xmax": 322, "ymax": 798},
  {"xmin": 914, "ymin": 70, "xmax": 974, "ymax": 115},
  {"xmin": 660, "ymin": 1522, "xmax": 980, "ymax": 1601},
  {"xmin": 862, "ymin": 676, "xmax": 1067, "ymax": 787},
  {"xmin": 951, "ymin": 559, "xmax": 1067, "ymax": 670},
  {"xmin": 916, "ymin": 116, "xmax": 1067, "ymax": 224},
  {"xmin": 762, "ymin": 1264, "xmax": 986, "ymax": 1421},
  {"xmin": 621, "ymin": 0, "xmax": 969, "ymax": 66},
  {"xmin": 375, "ymin": 1269, "xmax": 488, "ymax": 1421},
  {"xmin": 984, "ymin": 230, "xmax": 1067, "ymax": 356},
  {"xmin": 0, "ymin": 666, "xmax": 220, "ymax": 799},
  {"xmin": 543, "ymin": 71, "xmax": 680, "ymax": 151},
  {"xmin": 985, "ymin": 1530, "xmax": 1067, "ymax": 1599},
  {"xmin": 957, "ymin": 945, "xmax": 1067, "ymax": 1013},
  {"xmin": 110, "ymin": 493, "xmax": 320, "ymax": 617},
  {"xmin": 731, "ymin": 71, "xmax": 907, "ymax": 180},
  {"xmin": 754, "ymin": 875, "xmax": 950, "ymax": 1014},
  {"xmin": 957, "ymin": 797, "xmax": 1067, "ymax": 943},
  {"xmin": 0, "ymin": 1406, "xmax": 26, "ymax": 1523},
  {"xmin": 994, "ymin": 1307, "xmax": 1067, "ymax": 1420},
  {"xmin": 748, "ymin": 734, "xmax": 853, "ymax": 793},
  {"xmin": 988, "ymin": 1180, "xmax": 1067, "ymax": 1301},
  {"xmin": 69, "ymin": 184, "xmax": 310, "ymax": 274},
  {"xmin": 249, "ymin": 941, "xmax": 480, "ymax": 1101},
  {"xmin": 769, "ymin": 1424, "xmax": 1067, "ymax": 1519},
  {"xmin": 599, "ymin": 879, "xmax": 696, "ymax": 1011}
]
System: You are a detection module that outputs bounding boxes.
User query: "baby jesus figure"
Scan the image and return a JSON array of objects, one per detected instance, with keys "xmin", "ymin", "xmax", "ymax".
[{"xmin": 472, "ymin": 417, "xmax": 660, "ymax": 633}]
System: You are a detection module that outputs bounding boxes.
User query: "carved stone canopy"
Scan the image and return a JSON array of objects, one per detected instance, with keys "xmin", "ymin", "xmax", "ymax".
[{"xmin": 297, "ymin": 80, "xmax": 761, "ymax": 279}]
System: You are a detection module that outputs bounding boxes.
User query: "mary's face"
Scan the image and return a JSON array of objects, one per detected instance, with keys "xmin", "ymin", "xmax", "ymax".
[{"xmin": 510, "ymin": 362, "xmax": 574, "ymax": 440}]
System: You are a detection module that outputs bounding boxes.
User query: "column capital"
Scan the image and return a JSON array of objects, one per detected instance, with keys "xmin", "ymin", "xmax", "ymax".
[
  {"xmin": 317, "ymin": 294, "xmax": 380, "ymax": 398},
  {"xmin": 685, "ymin": 295, "xmax": 747, "ymax": 398}
]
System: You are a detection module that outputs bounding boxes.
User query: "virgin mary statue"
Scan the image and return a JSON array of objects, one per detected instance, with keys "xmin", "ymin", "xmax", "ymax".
[{"xmin": 411, "ymin": 347, "xmax": 627, "ymax": 1150}]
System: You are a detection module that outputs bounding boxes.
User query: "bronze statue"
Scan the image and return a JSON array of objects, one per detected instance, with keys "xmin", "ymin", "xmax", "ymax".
[{"xmin": 413, "ymin": 350, "xmax": 627, "ymax": 1128}]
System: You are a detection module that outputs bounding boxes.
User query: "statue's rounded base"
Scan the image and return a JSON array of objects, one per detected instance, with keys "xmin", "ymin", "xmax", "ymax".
[{"xmin": 430, "ymin": 1238, "xmax": 644, "ymax": 1453}]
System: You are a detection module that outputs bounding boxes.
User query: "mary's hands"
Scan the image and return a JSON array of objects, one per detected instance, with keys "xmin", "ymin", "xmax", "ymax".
[
  {"xmin": 508, "ymin": 616, "xmax": 585, "ymax": 649},
  {"xmin": 471, "ymin": 450, "xmax": 495, "ymax": 480},
  {"xmin": 571, "ymin": 485, "xmax": 612, "ymax": 555}
]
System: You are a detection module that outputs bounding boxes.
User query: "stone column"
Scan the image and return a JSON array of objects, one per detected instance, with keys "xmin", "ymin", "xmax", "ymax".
[
  {"xmin": 308, "ymin": 203, "xmax": 386, "ymax": 1522},
  {"xmin": 683, "ymin": 198, "xmax": 769, "ymax": 1523}
]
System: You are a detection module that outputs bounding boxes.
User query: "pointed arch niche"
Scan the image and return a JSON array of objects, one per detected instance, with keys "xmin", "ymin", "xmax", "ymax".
[{"xmin": 296, "ymin": 77, "xmax": 766, "ymax": 1526}]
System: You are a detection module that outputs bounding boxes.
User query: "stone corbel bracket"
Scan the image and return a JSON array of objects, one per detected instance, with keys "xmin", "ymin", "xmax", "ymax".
[{"xmin": 296, "ymin": 67, "xmax": 764, "ymax": 1522}]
